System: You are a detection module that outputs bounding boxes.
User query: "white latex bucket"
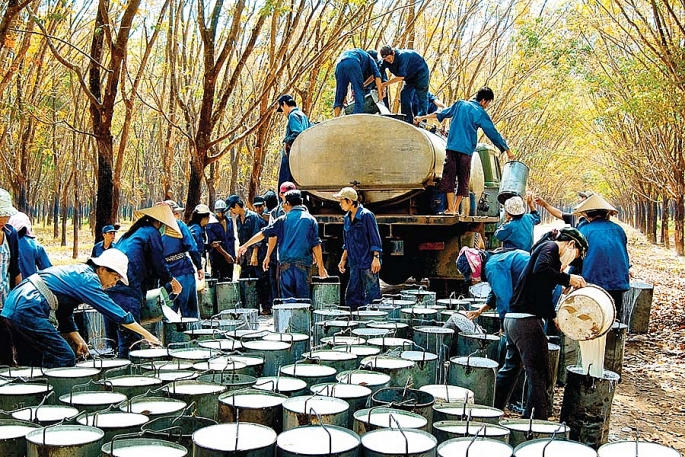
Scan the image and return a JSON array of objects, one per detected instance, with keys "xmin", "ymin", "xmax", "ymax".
[{"xmin": 557, "ymin": 284, "xmax": 615, "ymax": 341}]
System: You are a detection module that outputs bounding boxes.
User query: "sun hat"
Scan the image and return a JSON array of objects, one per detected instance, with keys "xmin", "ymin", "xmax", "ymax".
[
  {"xmin": 333, "ymin": 187, "xmax": 358, "ymax": 202},
  {"xmin": 504, "ymin": 196, "xmax": 526, "ymax": 216},
  {"xmin": 0, "ymin": 189, "xmax": 17, "ymax": 218},
  {"xmin": 572, "ymin": 193, "xmax": 618, "ymax": 216},
  {"xmin": 133, "ymin": 205, "xmax": 182, "ymax": 238},
  {"xmin": 8, "ymin": 212, "xmax": 33, "ymax": 237},
  {"xmin": 90, "ymin": 248, "xmax": 129, "ymax": 285}
]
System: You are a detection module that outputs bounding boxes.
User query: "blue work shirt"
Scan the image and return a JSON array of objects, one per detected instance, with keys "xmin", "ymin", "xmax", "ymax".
[
  {"xmin": 262, "ymin": 206, "xmax": 321, "ymax": 265},
  {"xmin": 483, "ymin": 249, "xmax": 530, "ymax": 319},
  {"xmin": 206, "ymin": 218, "xmax": 236, "ymax": 257},
  {"xmin": 436, "ymin": 100, "xmax": 509, "ymax": 156},
  {"xmin": 338, "ymin": 49, "xmax": 381, "ymax": 82},
  {"xmin": 494, "ymin": 212, "xmax": 541, "ymax": 252},
  {"xmin": 2, "ymin": 224, "xmax": 20, "ymax": 290},
  {"xmin": 16, "ymin": 235, "xmax": 52, "ymax": 278},
  {"xmin": 283, "ymin": 108, "xmax": 312, "ymax": 147},
  {"xmin": 579, "ymin": 219, "xmax": 630, "ymax": 291},
  {"xmin": 380, "ymin": 49, "xmax": 428, "ymax": 84},
  {"xmin": 91, "ymin": 240, "xmax": 116, "ymax": 258},
  {"xmin": 162, "ymin": 220, "xmax": 202, "ymax": 277},
  {"xmin": 1, "ymin": 264, "xmax": 135, "ymax": 334},
  {"xmin": 188, "ymin": 223, "xmax": 206, "ymax": 256},
  {"xmin": 108, "ymin": 225, "xmax": 173, "ymax": 302},
  {"xmin": 342, "ymin": 204, "xmax": 383, "ymax": 270},
  {"xmin": 237, "ymin": 209, "xmax": 263, "ymax": 266}
]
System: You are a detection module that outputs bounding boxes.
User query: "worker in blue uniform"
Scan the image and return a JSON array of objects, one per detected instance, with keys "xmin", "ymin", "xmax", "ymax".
[
  {"xmin": 0, "ymin": 189, "xmax": 21, "ymax": 307},
  {"xmin": 105, "ymin": 205, "xmax": 182, "ymax": 357},
  {"xmin": 238, "ymin": 190, "xmax": 328, "ymax": 299},
  {"xmin": 333, "ymin": 48, "xmax": 384, "ymax": 117},
  {"xmin": 495, "ymin": 194, "xmax": 541, "ymax": 252},
  {"xmin": 414, "ymin": 87, "xmax": 513, "ymax": 216},
  {"xmin": 276, "ymin": 94, "xmax": 312, "ymax": 188},
  {"xmin": 379, "ymin": 45, "xmax": 430, "ymax": 124},
  {"xmin": 334, "ymin": 187, "xmax": 382, "ymax": 310},
  {"xmin": 188, "ymin": 204, "xmax": 214, "ymax": 266},
  {"xmin": 161, "ymin": 201, "xmax": 204, "ymax": 318},
  {"xmin": 92, "ymin": 224, "xmax": 119, "ymax": 257},
  {"xmin": 206, "ymin": 199, "xmax": 235, "ymax": 280},
  {"xmin": 8, "ymin": 212, "xmax": 52, "ymax": 278},
  {"xmin": 0, "ymin": 249, "xmax": 161, "ymax": 368}
]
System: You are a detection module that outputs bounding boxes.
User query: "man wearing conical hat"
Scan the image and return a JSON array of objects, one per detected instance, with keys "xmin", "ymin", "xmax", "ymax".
[
  {"xmin": 104, "ymin": 204, "xmax": 183, "ymax": 357},
  {"xmin": 574, "ymin": 194, "xmax": 631, "ymax": 318}
]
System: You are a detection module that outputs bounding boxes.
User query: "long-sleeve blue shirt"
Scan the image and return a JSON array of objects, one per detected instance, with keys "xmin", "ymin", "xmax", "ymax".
[
  {"xmin": 162, "ymin": 220, "xmax": 202, "ymax": 276},
  {"xmin": 579, "ymin": 219, "xmax": 630, "ymax": 291},
  {"xmin": 261, "ymin": 206, "xmax": 321, "ymax": 265},
  {"xmin": 283, "ymin": 108, "xmax": 312, "ymax": 147},
  {"xmin": 1, "ymin": 264, "xmax": 135, "ymax": 334},
  {"xmin": 342, "ymin": 204, "xmax": 383, "ymax": 270},
  {"xmin": 188, "ymin": 223, "xmax": 206, "ymax": 256},
  {"xmin": 380, "ymin": 49, "xmax": 428, "ymax": 83},
  {"xmin": 436, "ymin": 100, "xmax": 509, "ymax": 155},
  {"xmin": 91, "ymin": 240, "xmax": 116, "ymax": 258},
  {"xmin": 16, "ymin": 235, "xmax": 52, "ymax": 278},
  {"xmin": 494, "ymin": 212, "xmax": 541, "ymax": 252},
  {"xmin": 338, "ymin": 49, "xmax": 381, "ymax": 81},
  {"xmin": 107, "ymin": 225, "xmax": 173, "ymax": 302},
  {"xmin": 483, "ymin": 249, "xmax": 530, "ymax": 319},
  {"xmin": 206, "ymin": 218, "xmax": 235, "ymax": 257}
]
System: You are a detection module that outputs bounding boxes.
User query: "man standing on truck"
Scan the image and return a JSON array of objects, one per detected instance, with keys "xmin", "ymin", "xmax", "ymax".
[
  {"xmin": 334, "ymin": 187, "xmax": 383, "ymax": 310},
  {"xmin": 276, "ymin": 94, "xmax": 312, "ymax": 188},
  {"xmin": 379, "ymin": 45, "xmax": 430, "ymax": 125},
  {"xmin": 414, "ymin": 87, "xmax": 514, "ymax": 216},
  {"xmin": 333, "ymin": 49, "xmax": 384, "ymax": 117}
]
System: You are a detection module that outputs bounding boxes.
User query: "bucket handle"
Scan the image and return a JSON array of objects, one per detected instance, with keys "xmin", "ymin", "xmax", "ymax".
[
  {"xmin": 108, "ymin": 429, "xmax": 157, "ymax": 456},
  {"xmin": 526, "ymin": 408, "xmax": 536, "ymax": 438},
  {"xmin": 465, "ymin": 424, "xmax": 486, "ymax": 457},
  {"xmin": 541, "ymin": 422, "xmax": 567, "ymax": 457},
  {"xmin": 11, "ymin": 390, "xmax": 55, "ymax": 423},
  {"xmin": 310, "ymin": 408, "xmax": 334, "ymax": 457},
  {"xmin": 387, "ymin": 413, "xmax": 410, "ymax": 456},
  {"xmin": 88, "ymin": 337, "xmax": 118, "ymax": 359}
]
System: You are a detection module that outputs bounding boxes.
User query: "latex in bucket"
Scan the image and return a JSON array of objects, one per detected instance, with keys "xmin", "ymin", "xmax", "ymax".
[
  {"xmin": 142, "ymin": 288, "xmax": 170, "ymax": 324},
  {"xmin": 497, "ymin": 161, "xmax": 529, "ymax": 204},
  {"xmin": 557, "ymin": 284, "xmax": 616, "ymax": 341}
]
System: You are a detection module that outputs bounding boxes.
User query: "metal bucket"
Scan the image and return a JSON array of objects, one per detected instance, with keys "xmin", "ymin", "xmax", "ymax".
[
  {"xmin": 243, "ymin": 339, "xmax": 294, "ymax": 377},
  {"xmin": 59, "ymin": 391, "xmax": 128, "ymax": 414},
  {"xmin": 557, "ymin": 284, "xmax": 616, "ymax": 341},
  {"xmin": 198, "ymin": 278, "xmax": 217, "ymax": 319},
  {"xmin": 497, "ymin": 160, "xmax": 529, "ymax": 204},
  {"xmin": 216, "ymin": 281, "xmax": 240, "ymax": 312},
  {"xmin": 76, "ymin": 410, "xmax": 149, "ymax": 442},
  {"xmin": 142, "ymin": 414, "xmax": 217, "ymax": 451},
  {"xmin": 278, "ymin": 424, "xmax": 359, "ymax": 457},
  {"xmin": 198, "ymin": 338, "xmax": 243, "ymax": 352},
  {"xmin": 336, "ymin": 370, "xmax": 391, "ymax": 394},
  {"xmin": 104, "ymin": 374, "xmax": 163, "ymax": 398},
  {"xmin": 321, "ymin": 335, "xmax": 366, "ymax": 347},
  {"xmin": 436, "ymin": 298, "xmax": 471, "ymax": 311},
  {"xmin": 433, "ymin": 403, "xmax": 502, "ymax": 425},
  {"xmin": 142, "ymin": 287, "xmax": 170, "ymax": 324},
  {"xmin": 604, "ymin": 322, "xmax": 628, "ymax": 378},
  {"xmin": 371, "ymin": 387, "xmax": 435, "ymax": 430},
  {"xmin": 400, "ymin": 307, "xmax": 439, "ymax": 324},
  {"xmin": 192, "ymin": 422, "xmax": 277, "ymax": 457},
  {"xmin": 280, "ymin": 363, "xmax": 337, "ymax": 388},
  {"xmin": 457, "ymin": 332, "xmax": 501, "ymax": 362},
  {"xmin": 162, "ymin": 318, "xmax": 202, "ymax": 345},
  {"xmin": 476, "ymin": 310, "xmax": 501, "ymax": 334},
  {"xmin": 311, "ymin": 382, "xmax": 372, "ymax": 428},
  {"xmin": 360, "ymin": 356, "xmax": 416, "ymax": 387},
  {"xmin": 226, "ymin": 354, "xmax": 265, "ymax": 378},
  {"xmin": 313, "ymin": 309, "xmax": 351, "ymax": 325},
  {"xmin": 353, "ymin": 407, "xmax": 428, "ymax": 435},
  {"xmin": 201, "ymin": 318, "xmax": 243, "ymax": 333},
  {"xmin": 129, "ymin": 347, "xmax": 170, "ymax": 364},
  {"xmin": 598, "ymin": 441, "xmax": 681, "ymax": 457},
  {"xmin": 366, "ymin": 337, "xmax": 414, "ymax": 352},
  {"xmin": 43, "ymin": 367, "xmax": 101, "ymax": 399},
  {"xmin": 225, "ymin": 308, "xmax": 259, "ymax": 330},
  {"xmin": 218, "ymin": 388, "xmax": 287, "ymax": 431},
  {"xmin": 239, "ymin": 277, "xmax": 260, "ymax": 310},
  {"xmin": 312, "ymin": 276, "xmax": 341, "ymax": 309},
  {"xmin": 121, "ymin": 395, "xmax": 186, "ymax": 418},
  {"xmin": 0, "ymin": 381, "xmax": 53, "ymax": 412},
  {"xmin": 448, "ymin": 356, "xmax": 498, "ymax": 406},
  {"xmin": 224, "ymin": 328, "xmax": 269, "ymax": 341},
  {"xmin": 314, "ymin": 320, "xmax": 361, "ymax": 346},
  {"xmin": 26, "ymin": 424, "xmax": 104, "ymax": 457},
  {"xmin": 273, "ymin": 302, "xmax": 311, "ymax": 334},
  {"xmin": 77, "ymin": 358, "xmax": 131, "ymax": 378},
  {"xmin": 400, "ymin": 351, "xmax": 439, "ymax": 386},
  {"xmin": 263, "ymin": 332, "xmax": 310, "ymax": 361},
  {"xmin": 163, "ymin": 380, "xmax": 226, "ymax": 420},
  {"xmin": 351, "ymin": 327, "xmax": 392, "ymax": 339},
  {"xmin": 401, "ymin": 290, "xmax": 437, "ymax": 307},
  {"xmin": 282, "ymin": 395, "xmax": 350, "ymax": 431},
  {"xmin": 197, "ymin": 371, "xmax": 256, "ymax": 391},
  {"xmin": 560, "ymin": 366, "xmax": 620, "ymax": 449},
  {"xmin": 303, "ymin": 350, "xmax": 358, "ymax": 373},
  {"xmin": 514, "ymin": 438, "xmax": 597, "ymax": 457},
  {"xmin": 0, "ymin": 419, "xmax": 41, "ymax": 457},
  {"xmin": 0, "ymin": 366, "xmax": 44, "ymax": 379},
  {"xmin": 101, "ymin": 437, "xmax": 189, "ymax": 457},
  {"xmin": 79, "ymin": 308, "xmax": 106, "ymax": 343},
  {"xmin": 432, "ymin": 420, "xmax": 511, "ymax": 444},
  {"xmin": 12, "ymin": 403, "xmax": 79, "ymax": 426},
  {"xmin": 253, "ymin": 376, "xmax": 308, "ymax": 397},
  {"xmin": 168, "ymin": 343, "xmax": 221, "ymax": 364},
  {"xmin": 367, "ymin": 321, "xmax": 409, "ymax": 339},
  {"xmin": 332, "ymin": 344, "xmax": 381, "ymax": 363},
  {"xmin": 351, "ymin": 310, "xmax": 389, "ymax": 322},
  {"xmin": 361, "ymin": 428, "xmax": 437, "ymax": 457},
  {"xmin": 413, "ymin": 327, "xmax": 454, "ymax": 359},
  {"xmin": 499, "ymin": 419, "xmax": 570, "ymax": 448},
  {"xmin": 438, "ymin": 436, "xmax": 513, "ymax": 457},
  {"xmin": 419, "ymin": 385, "xmax": 474, "ymax": 405}
]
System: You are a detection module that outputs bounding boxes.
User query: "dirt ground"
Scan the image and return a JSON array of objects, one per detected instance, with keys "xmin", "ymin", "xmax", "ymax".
[{"xmin": 40, "ymin": 222, "xmax": 685, "ymax": 450}]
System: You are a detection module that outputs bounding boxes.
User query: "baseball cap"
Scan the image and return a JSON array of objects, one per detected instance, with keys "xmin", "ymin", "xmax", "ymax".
[
  {"xmin": 226, "ymin": 194, "xmax": 242, "ymax": 208},
  {"xmin": 193, "ymin": 204, "xmax": 211, "ymax": 215},
  {"xmin": 333, "ymin": 187, "xmax": 358, "ymax": 202},
  {"xmin": 276, "ymin": 94, "xmax": 295, "ymax": 112},
  {"xmin": 102, "ymin": 224, "xmax": 118, "ymax": 234},
  {"xmin": 253, "ymin": 196, "xmax": 265, "ymax": 206},
  {"xmin": 279, "ymin": 181, "xmax": 297, "ymax": 194}
]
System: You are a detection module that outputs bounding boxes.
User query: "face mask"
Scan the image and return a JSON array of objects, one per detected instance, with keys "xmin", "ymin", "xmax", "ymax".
[
  {"xmin": 559, "ymin": 243, "xmax": 577, "ymax": 269},
  {"xmin": 159, "ymin": 224, "xmax": 166, "ymax": 236}
]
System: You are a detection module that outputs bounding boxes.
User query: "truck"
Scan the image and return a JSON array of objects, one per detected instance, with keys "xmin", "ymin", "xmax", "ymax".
[{"xmin": 289, "ymin": 114, "xmax": 504, "ymax": 297}]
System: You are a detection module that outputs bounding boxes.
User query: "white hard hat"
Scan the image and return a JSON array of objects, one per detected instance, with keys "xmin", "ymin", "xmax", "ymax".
[
  {"xmin": 214, "ymin": 199, "xmax": 228, "ymax": 211},
  {"xmin": 90, "ymin": 248, "xmax": 129, "ymax": 286}
]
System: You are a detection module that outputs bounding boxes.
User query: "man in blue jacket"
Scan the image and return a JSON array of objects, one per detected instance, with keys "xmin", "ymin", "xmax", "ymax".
[
  {"xmin": 379, "ymin": 45, "xmax": 430, "ymax": 124},
  {"xmin": 415, "ymin": 87, "xmax": 513, "ymax": 216},
  {"xmin": 206, "ymin": 199, "xmax": 235, "ymax": 281},
  {"xmin": 334, "ymin": 187, "xmax": 383, "ymax": 310},
  {"xmin": 333, "ymin": 49, "xmax": 384, "ymax": 116},
  {"xmin": 92, "ymin": 224, "xmax": 119, "ymax": 257},
  {"xmin": 495, "ymin": 194, "xmax": 541, "ymax": 252},
  {"xmin": 276, "ymin": 94, "xmax": 312, "ymax": 188}
]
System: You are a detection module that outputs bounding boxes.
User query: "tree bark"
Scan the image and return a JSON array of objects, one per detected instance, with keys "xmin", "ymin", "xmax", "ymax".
[{"xmin": 661, "ymin": 194, "xmax": 670, "ymax": 248}]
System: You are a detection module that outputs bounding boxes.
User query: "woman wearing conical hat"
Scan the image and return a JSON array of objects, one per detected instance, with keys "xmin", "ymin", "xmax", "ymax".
[{"xmin": 104, "ymin": 204, "xmax": 183, "ymax": 357}]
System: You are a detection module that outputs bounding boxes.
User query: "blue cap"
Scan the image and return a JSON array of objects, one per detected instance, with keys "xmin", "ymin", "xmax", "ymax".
[
  {"xmin": 226, "ymin": 194, "xmax": 242, "ymax": 208},
  {"xmin": 102, "ymin": 224, "xmax": 117, "ymax": 234}
]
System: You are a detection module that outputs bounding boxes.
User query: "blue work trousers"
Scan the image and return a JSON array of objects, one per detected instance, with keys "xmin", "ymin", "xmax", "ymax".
[
  {"xmin": 335, "ymin": 58, "xmax": 367, "ymax": 113},
  {"xmin": 278, "ymin": 151, "xmax": 294, "ymax": 189},
  {"xmin": 4, "ymin": 315, "xmax": 76, "ymax": 368},
  {"xmin": 105, "ymin": 292, "xmax": 143, "ymax": 358},
  {"xmin": 279, "ymin": 262, "xmax": 310, "ymax": 300},
  {"xmin": 345, "ymin": 266, "xmax": 381, "ymax": 311},
  {"xmin": 400, "ymin": 71, "xmax": 429, "ymax": 124},
  {"xmin": 171, "ymin": 273, "xmax": 199, "ymax": 319}
]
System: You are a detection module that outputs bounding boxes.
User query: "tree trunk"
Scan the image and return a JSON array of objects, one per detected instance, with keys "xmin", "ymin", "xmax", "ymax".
[
  {"xmin": 646, "ymin": 198, "xmax": 656, "ymax": 243},
  {"xmin": 674, "ymin": 194, "xmax": 684, "ymax": 256},
  {"xmin": 661, "ymin": 194, "xmax": 670, "ymax": 248}
]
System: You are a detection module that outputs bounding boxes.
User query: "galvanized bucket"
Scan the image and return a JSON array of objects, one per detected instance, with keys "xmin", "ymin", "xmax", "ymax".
[
  {"xmin": 371, "ymin": 387, "xmax": 435, "ymax": 431},
  {"xmin": 0, "ymin": 418, "xmax": 41, "ymax": 457},
  {"xmin": 598, "ymin": 441, "xmax": 680, "ymax": 457},
  {"xmin": 162, "ymin": 318, "xmax": 202, "ymax": 345},
  {"xmin": 497, "ymin": 160, "xmax": 529, "ymax": 204},
  {"xmin": 243, "ymin": 339, "xmax": 294, "ymax": 377},
  {"xmin": 448, "ymin": 356, "xmax": 498, "ymax": 406},
  {"xmin": 0, "ymin": 380, "xmax": 53, "ymax": 412},
  {"xmin": 366, "ymin": 337, "xmax": 414, "ymax": 352},
  {"xmin": 436, "ymin": 298, "xmax": 471, "ymax": 311},
  {"xmin": 400, "ymin": 351, "xmax": 439, "ymax": 386},
  {"xmin": 360, "ymin": 355, "xmax": 416, "ymax": 387},
  {"xmin": 76, "ymin": 409, "xmax": 149, "ymax": 442},
  {"xmin": 302, "ymin": 350, "xmax": 358, "ymax": 373},
  {"xmin": 432, "ymin": 420, "xmax": 511, "ymax": 444},
  {"xmin": 361, "ymin": 428, "xmax": 437, "ymax": 457},
  {"xmin": 192, "ymin": 357, "xmax": 248, "ymax": 375},
  {"xmin": 419, "ymin": 385, "xmax": 474, "ymax": 405},
  {"xmin": 168, "ymin": 342, "xmax": 221, "ymax": 364},
  {"xmin": 332, "ymin": 344, "xmax": 382, "ymax": 363},
  {"xmin": 514, "ymin": 438, "xmax": 597, "ymax": 457},
  {"xmin": 263, "ymin": 332, "xmax": 310, "ymax": 361},
  {"xmin": 354, "ymin": 407, "xmax": 428, "ymax": 435},
  {"xmin": 26, "ymin": 424, "xmax": 104, "ymax": 457},
  {"xmin": 253, "ymin": 376, "xmax": 308, "ymax": 397},
  {"xmin": 216, "ymin": 281, "xmax": 240, "ymax": 312},
  {"xmin": 476, "ymin": 310, "xmax": 501, "ymax": 334},
  {"xmin": 77, "ymin": 357, "xmax": 131, "ymax": 379},
  {"xmin": 218, "ymin": 388, "xmax": 288, "ymax": 432},
  {"xmin": 278, "ymin": 424, "xmax": 359, "ymax": 457},
  {"xmin": 433, "ymin": 403, "xmax": 503, "ymax": 425},
  {"xmin": 239, "ymin": 277, "xmax": 260, "ymax": 310},
  {"xmin": 273, "ymin": 302, "xmax": 311, "ymax": 334},
  {"xmin": 282, "ymin": 395, "xmax": 350, "ymax": 431},
  {"xmin": 142, "ymin": 287, "xmax": 170, "ymax": 324},
  {"xmin": 142, "ymin": 413, "xmax": 217, "ymax": 451},
  {"xmin": 197, "ymin": 371, "xmax": 256, "ymax": 391},
  {"xmin": 401, "ymin": 290, "xmax": 437, "ymax": 307},
  {"xmin": 457, "ymin": 332, "xmax": 501, "ymax": 362},
  {"xmin": 192, "ymin": 422, "xmax": 277, "ymax": 457},
  {"xmin": 336, "ymin": 370, "xmax": 391, "ymax": 394},
  {"xmin": 129, "ymin": 347, "xmax": 170, "ymax": 364},
  {"xmin": 314, "ymin": 320, "xmax": 361, "ymax": 346},
  {"xmin": 43, "ymin": 366, "xmax": 101, "ymax": 399},
  {"xmin": 321, "ymin": 335, "xmax": 366, "ymax": 347},
  {"xmin": 313, "ymin": 308, "xmax": 351, "ymax": 325},
  {"xmin": 226, "ymin": 354, "xmax": 265, "ymax": 378},
  {"xmin": 310, "ymin": 382, "xmax": 372, "ymax": 428},
  {"xmin": 604, "ymin": 322, "xmax": 628, "ymax": 378},
  {"xmin": 367, "ymin": 321, "xmax": 410, "ymax": 339},
  {"xmin": 101, "ymin": 437, "xmax": 189, "ymax": 457},
  {"xmin": 103, "ymin": 374, "xmax": 163, "ymax": 398},
  {"xmin": 351, "ymin": 310, "xmax": 389, "ymax": 322},
  {"xmin": 499, "ymin": 419, "xmax": 570, "ymax": 448},
  {"xmin": 120, "ymin": 395, "xmax": 187, "ymax": 418},
  {"xmin": 198, "ymin": 278, "xmax": 217, "ymax": 319},
  {"xmin": 437, "ymin": 436, "xmax": 513, "ymax": 457},
  {"xmin": 198, "ymin": 338, "xmax": 243, "ymax": 352},
  {"xmin": 311, "ymin": 276, "xmax": 341, "ymax": 309},
  {"xmin": 280, "ymin": 363, "xmax": 337, "ymax": 389},
  {"xmin": 400, "ymin": 307, "xmax": 439, "ymax": 324},
  {"xmin": 163, "ymin": 380, "xmax": 226, "ymax": 420},
  {"xmin": 12, "ymin": 402, "xmax": 79, "ymax": 426},
  {"xmin": 59, "ymin": 390, "xmax": 128, "ymax": 414},
  {"xmin": 413, "ymin": 327, "xmax": 454, "ymax": 357}
]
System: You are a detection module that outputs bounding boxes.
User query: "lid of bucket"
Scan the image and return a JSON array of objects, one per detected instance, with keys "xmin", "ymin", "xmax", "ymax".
[
  {"xmin": 193, "ymin": 423, "xmax": 277, "ymax": 451},
  {"xmin": 438, "ymin": 437, "xmax": 513, "ymax": 457},
  {"xmin": 598, "ymin": 441, "xmax": 681, "ymax": 457},
  {"xmin": 278, "ymin": 426, "xmax": 359, "ymax": 454},
  {"xmin": 514, "ymin": 439, "xmax": 596, "ymax": 457}
]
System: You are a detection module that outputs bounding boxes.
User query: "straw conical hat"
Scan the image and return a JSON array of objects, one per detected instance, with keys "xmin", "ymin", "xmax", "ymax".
[
  {"xmin": 133, "ymin": 205, "xmax": 182, "ymax": 238},
  {"xmin": 572, "ymin": 193, "xmax": 618, "ymax": 216}
]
